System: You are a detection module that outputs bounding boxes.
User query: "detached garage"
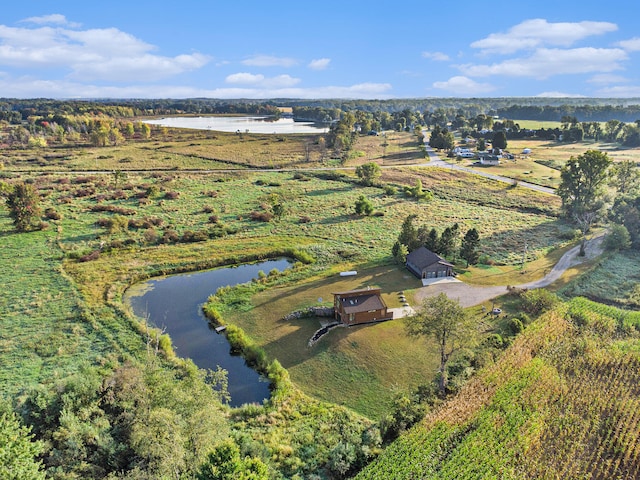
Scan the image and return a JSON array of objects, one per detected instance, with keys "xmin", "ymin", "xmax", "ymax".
[{"xmin": 406, "ymin": 246, "xmax": 454, "ymax": 280}]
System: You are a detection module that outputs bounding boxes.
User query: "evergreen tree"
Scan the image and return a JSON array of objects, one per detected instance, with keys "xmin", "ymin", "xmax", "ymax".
[
  {"xmin": 460, "ymin": 228, "xmax": 481, "ymax": 266},
  {"xmin": 397, "ymin": 214, "xmax": 420, "ymax": 251},
  {"xmin": 425, "ymin": 228, "xmax": 439, "ymax": 253}
]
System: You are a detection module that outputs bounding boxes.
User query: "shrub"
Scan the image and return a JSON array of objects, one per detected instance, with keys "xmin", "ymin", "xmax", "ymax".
[
  {"xmin": 354, "ymin": 195, "xmax": 374, "ymax": 216},
  {"xmin": 299, "ymin": 215, "xmax": 312, "ymax": 224},
  {"xmin": 79, "ymin": 250, "xmax": 100, "ymax": 262},
  {"xmin": 383, "ymin": 185, "xmax": 397, "ymax": 196},
  {"xmin": 181, "ymin": 230, "xmax": 208, "ymax": 243},
  {"xmin": 250, "ymin": 211, "xmax": 273, "ymax": 222},
  {"xmin": 142, "ymin": 228, "xmax": 158, "ymax": 245},
  {"xmin": 160, "ymin": 229, "xmax": 179, "ymax": 244},
  {"xmin": 508, "ymin": 318, "xmax": 524, "ymax": 335},
  {"xmin": 604, "ymin": 224, "xmax": 631, "ymax": 251},
  {"xmin": 164, "ymin": 191, "xmax": 180, "ymax": 200},
  {"xmin": 44, "ymin": 208, "xmax": 61, "ymax": 220},
  {"xmin": 208, "ymin": 214, "xmax": 219, "ymax": 224},
  {"xmin": 520, "ymin": 289, "xmax": 560, "ymax": 316}
]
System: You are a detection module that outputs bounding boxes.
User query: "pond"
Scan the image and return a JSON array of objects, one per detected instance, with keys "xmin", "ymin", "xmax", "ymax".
[
  {"xmin": 124, "ymin": 258, "xmax": 292, "ymax": 406},
  {"xmin": 144, "ymin": 116, "xmax": 328, "ymax": 134}
]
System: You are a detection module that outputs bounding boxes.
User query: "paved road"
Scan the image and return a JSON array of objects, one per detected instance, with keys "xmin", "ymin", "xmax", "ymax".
[{"xmin": 413, "ymin": 233, "xmax": 605, "ymax": 308}]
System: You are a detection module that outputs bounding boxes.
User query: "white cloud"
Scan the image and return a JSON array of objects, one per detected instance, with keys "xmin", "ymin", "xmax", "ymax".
[
  {"xmin": 242, "ymin": 55, "xmax": 297, "ymax": 67},
  {"xmin": 73, "ymin": 53, "xmax": 209, "ymax": 82},
  {"xmin": 226, "ymin": 72, "xmax": 265, "ymax": 84},
  {"xmin": 432, "ymin": 76, "xmax": 495, "ymax": 95},
  {"xmin": 472, "ymin": 19, "xmax": 618, "ymax": 54},
  {"xmin": 0, "ymin": 22, "xmax": 210, "ymax": 82},
  {"xmin": 0, "ymin": 76, "xmax": 393, "ymax": 99},
  {"xmin": 308, "ymin": 58, "xmax": 330, "ymax": 70},
  {"xmin": 594, "ymin": 85, "xmax": 640, "ymax": 97},
  {"xmin": 588, "ymin": 74, "xmax": 629, "ymax": 84},
  {"xmin": 461, "ymin": 48, "xmax": 627, "ymax": 79},
  {"xmin": 422, "ymin": 51, "xmax": 450, "ymax": 61},
  {"xmin": 535, "ymin": 91, "xmax": 586, "ymax": 98},
  {"xmin": 262, "ymin": 74, "xmax": 300, "ymax": 88},
  {"xmin": 225, "ymin": 73, "xmax": 300, "ymax": 88},
  {"xmin": 20, "ymin": 14, "xmax": 81, "ymax": 28},
  {"xmin": 618, "ymin": 37, "xmax": 640, "ymax": 52}
]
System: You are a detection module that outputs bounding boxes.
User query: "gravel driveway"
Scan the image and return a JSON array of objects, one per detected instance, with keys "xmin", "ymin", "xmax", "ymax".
[{"xmin": 413, "ymin": 234, "xmax": 605, "ymax": 308}]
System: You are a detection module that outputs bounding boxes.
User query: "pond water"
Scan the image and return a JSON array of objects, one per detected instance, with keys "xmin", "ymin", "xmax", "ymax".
[
  {"xmin": 144, "ymin": 116, "xmax": 328, "ymax": 134},
  {"xmin": 124, "ymin": 258, "xmax": 292, "ymax": 406}
]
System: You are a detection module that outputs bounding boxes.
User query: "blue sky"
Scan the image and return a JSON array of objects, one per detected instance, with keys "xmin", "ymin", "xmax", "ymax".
[{"xmin": 2, "ymin": 0, "xmax": 640, "ymax": 99}]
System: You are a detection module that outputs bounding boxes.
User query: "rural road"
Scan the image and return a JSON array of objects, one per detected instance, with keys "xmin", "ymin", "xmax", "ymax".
[
  {"xmin": 413, "ymin": 233, "xmax": 605, "ymax": 308},
  {"xmin": 421, "ymin": 145, "xmax": 556, "ymax": 195}
]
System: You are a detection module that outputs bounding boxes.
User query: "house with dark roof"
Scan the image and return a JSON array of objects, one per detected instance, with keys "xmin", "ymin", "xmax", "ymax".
[
  {"xmin": 406, "ymin": 246, "xmax": 454, "ymax": 280},
  {"xmin": 333, "ymin": 288, "xmax": 393, "ymax": 326}
]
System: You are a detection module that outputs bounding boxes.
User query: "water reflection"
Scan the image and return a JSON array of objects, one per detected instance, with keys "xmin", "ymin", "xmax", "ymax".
[
  {"xmin": 144, "ymin": 116, "xmax": 328, "ymax": 134},
  {"xmin": 125, "ymin": 258, "xmax": 292, "ymax": 406}
]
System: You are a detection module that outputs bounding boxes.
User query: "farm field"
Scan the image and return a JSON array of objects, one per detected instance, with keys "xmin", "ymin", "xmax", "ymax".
[{"xmin": 356, "ymin": 298, "xmax": 640, "ymax": 479}]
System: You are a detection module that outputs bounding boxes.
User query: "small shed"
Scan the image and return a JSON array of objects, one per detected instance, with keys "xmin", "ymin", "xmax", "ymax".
[
  {"xmin": 406, "ymin": 247, "xmax": 454, "ymax": 280},
  {"xmin": 333, "ymin": 288, "xmax": 393, "ymax": 326}
]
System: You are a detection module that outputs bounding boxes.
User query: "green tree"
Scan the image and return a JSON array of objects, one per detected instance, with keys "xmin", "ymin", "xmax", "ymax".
[
  {"xmin": 604, "ymin": 224, "xmax": 631, "ymax": 251},
  {"xmin": 140, "ymin": 122, "xmax": 151, "ymax": 139},
  {"xmin": 6, "ymin": 183, "xmax": 42, "ymax": 232},
  {"xmin": 492, "ymin": 130, "xmax": 508, "ymax": 150},
  {"xmin": 611, "ymin": 160, "xmax": 640, "ymax": 196},
  {"xmin": 392, "ymin": 241, "xmax": 408, "ymax": 265},
  {"xmin": 558, "ymin": 150, "xmax": 612, "ymax": 217},
  {"xmin": 405, "ymin": 293, "xmax": 477, "ymax": 395},
  {"xmin": 0, "ymin": 411, "xmax": 45, "ymax": 480},
  {"xmin": 397, "ymin": 214, "xmax": 420, "ymax": 251},
  {"xmin": 354, "ymin": 195, "xmax": 374, "ymax": 216},
  {"xmin": 460, "ymin": 228, "xmax": 481, "ymax": 266},
  {"xmin": 355, "ymin": 162, "xmax": 382, "ymax": 186},
  {"xmin": 90, "ymin": 125, "xmax": 110, "ymax": 146}
]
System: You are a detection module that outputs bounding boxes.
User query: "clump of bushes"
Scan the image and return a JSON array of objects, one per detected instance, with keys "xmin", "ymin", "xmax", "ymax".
[
  {"xmin": 91, "ymin": 204, "xmax": 136, "ymax": 215},
  {"xmin": 44, "ymin": 207, "xmax": 62, "ymax": 220},
  {"xmin": 181, "ymin": 230, "xmax": 209, "ymax": 243},
  {"xmin": 520, "ymin": 288, "xmax": 560, "ymax": 315},
  {"xmin": 160, "ymin": 229, "xmax": 180, "ymax": 244},
  {"xmin": 250, "ymin": 211, "xmax": 273, "ymax": 222},
  {"xmin": 79, "ymin": 250, "xmax": 101, "ymax": 262}
]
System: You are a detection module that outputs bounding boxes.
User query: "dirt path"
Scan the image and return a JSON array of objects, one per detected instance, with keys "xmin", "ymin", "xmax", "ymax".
[{"xmin": 413, "ymin": 233, "xmax": 606, "ymax": 308}]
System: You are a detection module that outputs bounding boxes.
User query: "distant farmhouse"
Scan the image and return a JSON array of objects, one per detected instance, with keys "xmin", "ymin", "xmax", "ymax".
[
  {"xmin": 477, "ymin": 151, "xmax": 501, "ymax": 166},
  {"xmin": 406, "ymin": 247, "xmax": 454, "ymax": 280},
  {"xmin": 333, "ymin": 288, "xmax": 393, "ymax": 326}
]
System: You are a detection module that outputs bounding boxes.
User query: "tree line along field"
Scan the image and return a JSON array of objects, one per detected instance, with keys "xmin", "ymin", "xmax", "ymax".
[{"xmin": 1, "ymin": 119, "xmax": 639, "ymax": 478}]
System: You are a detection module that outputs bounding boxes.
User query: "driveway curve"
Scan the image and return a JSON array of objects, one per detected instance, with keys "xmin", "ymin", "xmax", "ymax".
[{"xmin": 413, "ymin": 233, "xmax": 605, "ymax": 308}]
